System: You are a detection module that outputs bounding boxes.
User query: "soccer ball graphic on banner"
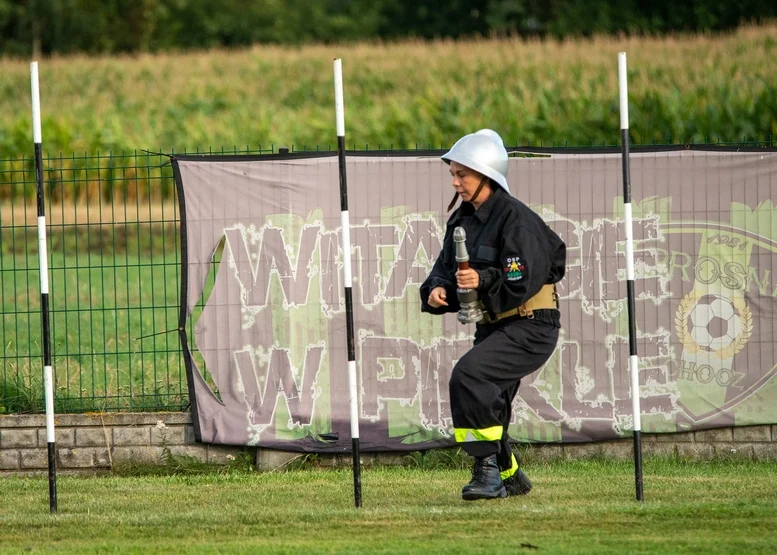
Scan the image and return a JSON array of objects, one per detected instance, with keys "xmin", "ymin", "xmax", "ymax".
[{"xmin": 687, "ymin": 295, "xmax": 742, "ymax": 352}]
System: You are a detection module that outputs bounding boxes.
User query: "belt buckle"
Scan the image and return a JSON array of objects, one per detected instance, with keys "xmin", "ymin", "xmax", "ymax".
[{"xmin": 518, "ymin": 306, "xmax": 534, "ymax": 319}]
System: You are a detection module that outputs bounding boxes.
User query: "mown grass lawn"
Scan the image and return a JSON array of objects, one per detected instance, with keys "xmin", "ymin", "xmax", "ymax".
[{"xmin": 1, "ymin": 459, "xmax": 775, "ymax": 554}]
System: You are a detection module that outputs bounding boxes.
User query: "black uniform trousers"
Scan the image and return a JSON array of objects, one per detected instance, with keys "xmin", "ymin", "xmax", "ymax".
[{"xmin": 450, "ymin": 309, "xmax": 560, "ymax": 467}]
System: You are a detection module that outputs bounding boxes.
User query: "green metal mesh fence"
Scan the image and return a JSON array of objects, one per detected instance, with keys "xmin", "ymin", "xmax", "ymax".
[
  {"xmin": 1, "ymin": 140, "xmax": 773, "ymax": 414},
  {"xmin": 0, "ymin": 146, "xmax": 273, "ymax": 414}
]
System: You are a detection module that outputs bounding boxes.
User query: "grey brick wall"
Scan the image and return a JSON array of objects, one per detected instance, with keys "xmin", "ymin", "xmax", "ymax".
[
  {"xmin": 0, "ymin": 413, "xmax": 243, "ymax": 475},
  {"xmin": 1, "ymin": 413, "xmax": 775, "ymax": 475},
  {"xmin": 518, "ymin": 426, "xmax": 777, "ymax": 463}
]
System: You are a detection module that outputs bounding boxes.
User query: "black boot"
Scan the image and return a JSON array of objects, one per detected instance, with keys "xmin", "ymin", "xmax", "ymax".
[
  {"xmin": 461, "ymin": 455, "xmax": 507, "ymax": 501},
  {"xmin": 503, "ymin": 469, "xmax": 533, "ymax": 496}
]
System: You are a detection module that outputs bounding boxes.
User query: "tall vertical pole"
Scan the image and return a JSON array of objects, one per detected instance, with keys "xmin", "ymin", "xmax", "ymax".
[
  {"xmin": 31, "ymin": 61, "xmax": 58, "ymax": 513},
  {"xmin": 333, "ymin": 58, "xmax": 362, "ymax": 508},
  {"xmin": 619, "ymin": 52, "xmax": 644, "ymax": 502}
]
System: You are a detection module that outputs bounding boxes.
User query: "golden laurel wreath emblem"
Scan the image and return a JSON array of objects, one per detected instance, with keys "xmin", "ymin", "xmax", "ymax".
[{"xmin": 675, "ymin": 290, "xmax": 753, "ymax": 359}]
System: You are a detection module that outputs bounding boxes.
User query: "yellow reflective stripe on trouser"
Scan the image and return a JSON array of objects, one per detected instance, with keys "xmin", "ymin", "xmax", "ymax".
[
  {"xmin": 454, "ymin": 425, "xmax": 503, "ymax": 443},
  {"xmin": 500, "ymin": 453, "xmax": 519, "ymax": 480}
]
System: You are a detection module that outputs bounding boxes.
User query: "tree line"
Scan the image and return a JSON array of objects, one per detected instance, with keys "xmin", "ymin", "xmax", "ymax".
[{"xmin": 1, "ymin": 0, "xmax": 776, "ymax": 56}]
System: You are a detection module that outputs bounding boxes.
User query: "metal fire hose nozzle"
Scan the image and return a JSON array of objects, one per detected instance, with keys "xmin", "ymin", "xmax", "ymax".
[
  {"xmin": 453, "ymin": 227, "xmax": 484, "ymax": 325},
  {"xmin": 454, "ymin": 227, "xmax": 469, "ymax": 264}
]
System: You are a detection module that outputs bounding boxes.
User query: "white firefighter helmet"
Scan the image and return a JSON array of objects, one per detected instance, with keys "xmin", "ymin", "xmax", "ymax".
[{"xmin": 441, "ymin": 129, "xmax": 509, "ymax": 193}]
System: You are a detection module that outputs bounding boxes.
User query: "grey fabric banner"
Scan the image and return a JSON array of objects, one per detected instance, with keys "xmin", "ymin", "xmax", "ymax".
[{"xmin": 174, "ymin": 150, "xmax": 777, "ymax": 450}]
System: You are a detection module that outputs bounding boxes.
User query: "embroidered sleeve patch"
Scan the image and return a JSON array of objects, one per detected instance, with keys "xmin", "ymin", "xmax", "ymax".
[{"xmin": 504, "ymin": 256, "xmax": 524, "ymax": 281}]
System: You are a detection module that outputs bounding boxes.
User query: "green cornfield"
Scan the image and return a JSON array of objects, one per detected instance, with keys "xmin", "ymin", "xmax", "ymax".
[{"xmin": 0, "ymin": 25, "xmax": 775, "ymax": 182}]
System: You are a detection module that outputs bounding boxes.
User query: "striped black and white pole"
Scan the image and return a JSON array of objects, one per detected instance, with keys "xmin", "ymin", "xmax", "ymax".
[
  {"xmin": 31, "ymin": 61, "xmax": 58, "ymax": 513},
  {"xmin": 333, "ymin": 58, "xmax": 362, "ymax": 508},
  {"xmin": 618, "ymin": 52, "xmax": 644, "ymax": 502}
]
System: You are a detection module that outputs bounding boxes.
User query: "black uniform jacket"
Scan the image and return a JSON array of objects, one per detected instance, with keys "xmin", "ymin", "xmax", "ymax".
[{"xmin": 420, "ymin": 186, "xmax": 566, "ymax": 319}]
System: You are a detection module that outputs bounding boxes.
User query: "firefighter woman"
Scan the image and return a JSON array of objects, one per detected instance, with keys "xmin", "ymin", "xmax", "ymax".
[{"xmin": 421, "ymin": 129, "xmax": 566, "ymax": 500}]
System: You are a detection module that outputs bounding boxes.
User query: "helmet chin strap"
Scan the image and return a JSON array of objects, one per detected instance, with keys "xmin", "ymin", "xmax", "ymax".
[
  {"xmin": 447, "ymin": 176, "xmax": 490, "ymax": 212},
  {"xmin": 447, "ymin": 192, "xmax": 460, "ymax": 212}
]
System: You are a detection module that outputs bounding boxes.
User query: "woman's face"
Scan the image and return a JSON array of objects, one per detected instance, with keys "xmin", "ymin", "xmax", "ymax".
[{"xmin": 449, "ymin": 161, "xmax": 489, "ymax": 205}]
